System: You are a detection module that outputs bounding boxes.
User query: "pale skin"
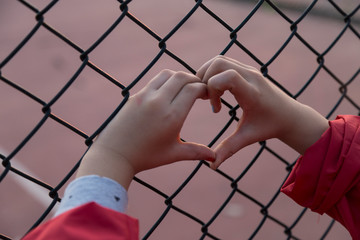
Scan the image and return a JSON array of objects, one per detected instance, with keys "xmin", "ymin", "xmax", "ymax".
[
  {"xmin": 196, "ymin": 56, "xmax": 329, "ymax": 169},
  {"xmin": 77, "ymin": 55, "xmax": 330, "ymax": 189},
  {"xmin": 77, "ymin": 70, "xmax": 216, "ymax": 190}
]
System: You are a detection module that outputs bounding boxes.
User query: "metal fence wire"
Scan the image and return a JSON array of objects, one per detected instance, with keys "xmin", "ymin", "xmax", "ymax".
[{"xmin": 0, "ymin": 0, "xmax": 359, "ymax": 239}]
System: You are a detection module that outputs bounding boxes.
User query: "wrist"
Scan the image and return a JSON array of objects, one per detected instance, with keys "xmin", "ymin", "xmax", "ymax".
[
  {"xmin": 77, "ymin": 145, "xmax": 135, "ymax": 190},
  {"xmin": 279, "ymin": 103, "xmax": 329, "ymax": 155}
]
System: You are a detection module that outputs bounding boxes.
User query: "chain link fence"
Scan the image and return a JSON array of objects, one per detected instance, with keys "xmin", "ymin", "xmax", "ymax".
[{"xmin": 0, "ymin": 0, "xmax": 359, "ymax": 239}]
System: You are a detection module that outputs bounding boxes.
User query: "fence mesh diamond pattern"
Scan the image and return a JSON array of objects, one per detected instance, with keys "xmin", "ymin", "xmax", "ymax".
[{"xmin": 0, "ymin": 0, "xmax": 359, "ymax": 239}]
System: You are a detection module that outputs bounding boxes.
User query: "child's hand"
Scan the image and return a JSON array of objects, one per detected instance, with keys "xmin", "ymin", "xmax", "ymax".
[
  {"xmin": 197, "ymin": 56, "xmax": 329, "ymax": 169},
  {"xmin": 78, "ymin": 70, "xmax": 215, "ymax": 189}
]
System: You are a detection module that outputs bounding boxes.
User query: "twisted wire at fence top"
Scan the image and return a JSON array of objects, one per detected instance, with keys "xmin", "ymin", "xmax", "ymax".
[{"xmin": 1, "ymin": 0, "xmax": 359, "ymax": 239}]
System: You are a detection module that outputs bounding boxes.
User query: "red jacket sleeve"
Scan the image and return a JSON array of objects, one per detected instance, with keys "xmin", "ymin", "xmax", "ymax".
[
  {"xmin": 281, "ymin": 115, "xmax": 360, "ymax": 239},
  {"xmin": 22, "ymin": 202, "xmax": 139, "ymax": 240}
]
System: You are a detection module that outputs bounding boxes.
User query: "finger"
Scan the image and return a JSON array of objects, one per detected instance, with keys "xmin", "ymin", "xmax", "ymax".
[
  {"xmin": 171, "ymin": 82, "xmax": 207, "ymax": 121},
  {"xmin": 175, "ymin": 142, "xmax": 215, "ymax": 162},
  {"xmin": 196, "ymin": 55, "xmax": 255, "ymax": 81},
  {"xmin": 146, "ymin": 69, "xmax": 175, "ymax": 90},
  {"xmin": 196, "ymin": 55, "xmax": 221, "ymax": 80},
  {"xmin": 158, "ymin": 71, "xmax": 201, "ymax": 101},
  {"xmin": 207, "ymin": 69, "xmax": 253, "ymax": 113},
  {"xmin": 203, "ymin": 58, "xmax": 247, "ymax": 86},
  {"xmin": 210, "ymin": 129, "xmax": 250, "ymax": 169}
]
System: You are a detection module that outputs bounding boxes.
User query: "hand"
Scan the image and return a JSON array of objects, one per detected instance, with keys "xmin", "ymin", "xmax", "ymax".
[
  {"xmin": 197, "ymin": 56, "xmax": 329, "ymax": 169},
  {"xmin": 77, "ymin": 70, "xmax": 215, "ymax": 189}
]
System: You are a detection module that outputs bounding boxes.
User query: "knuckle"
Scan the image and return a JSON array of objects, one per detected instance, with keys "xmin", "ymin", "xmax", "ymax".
[
  {"xmin": 214, "ymin": 55, "xmax": 227, "ymax": 61},
  {"xmin": 207, "ymin": 77, "xmax": 217, "ymax": 87},
  {"xmin": 248, "ymin": 65, "xmax": 259, "ymax": 72},
  {"xmin": 174, "ymin": 71, "xmax": 199, "ymax": 82},
  {"xmin": 249, "ymin": 67, "xmax": 262, "ymax": 77},
  {"xmin": 207, "ymin": 77, "xmax": 220, "ymax": 91},
  {"xmin": 248, "ymin": 69, "xmax": 264, "ymax": 84},
  {"xmin": 173, "ymin": 71, "xmax": 189, "ymax": 80},
  {"xmin": 159, "ymin": 69, "xmax": 175, "ymax": 78},
  {"xmin": 208, "ymin": 69, "xmax": 237, "ymax": 86},
  {"xmin": 224, "ymin": 69, "xmax": 240, "ymax": 78},
  {"xmin": 183, "ymin": 82, "xmax": 205, "ymax": 93},
  {"xmin": 211, "ymin": 57, "xmax": 227, "ymax": 71}
]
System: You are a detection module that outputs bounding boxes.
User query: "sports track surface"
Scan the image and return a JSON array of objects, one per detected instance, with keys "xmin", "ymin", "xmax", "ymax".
[{"xmin": 0, "ymin": 0, "xmax": 358, "ymax": 239}]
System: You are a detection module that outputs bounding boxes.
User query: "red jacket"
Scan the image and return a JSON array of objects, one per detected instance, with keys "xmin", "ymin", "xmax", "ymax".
[
  {"xmin": 23, "ymin": 115, "xmax": 360, "ymax": 239},
  {"xmin": 282, "ymin": 115, "xmax": 360, "ymax": 239},
  {"xmin": 23, "ymin": 202, "xmax": 139, "ymax": 240}
]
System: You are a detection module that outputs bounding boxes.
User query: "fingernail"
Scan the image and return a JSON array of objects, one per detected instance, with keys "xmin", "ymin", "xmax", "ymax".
[{"xmin": 211, "ymin": 105, "xmax": 215, "ymax": 113}]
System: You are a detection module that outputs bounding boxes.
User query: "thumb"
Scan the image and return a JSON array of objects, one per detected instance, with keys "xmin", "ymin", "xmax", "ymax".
[
  {"xmin": 176, "ymin": 142, "xmax": 216, "ymax": 163},
  {"xmin": 211, "ymin": 130, "xmax": 250, "ymax": 170}
]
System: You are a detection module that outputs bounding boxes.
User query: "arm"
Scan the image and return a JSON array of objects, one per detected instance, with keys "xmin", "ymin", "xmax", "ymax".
[
  {"xmin": 196, "ymin": 55, "xmax": 329, "ymax": 169},
  {"xmin": 22, "ymin": 70, "xmax": 215, "ymax": 240},
  {"xmin": 197, "ymin": 56, "xmax": 360, "ymax": 239},
  {"xmin": 281, "ymin": 115, "xmax": 360, "ymax": 239},
  {"xmin": 77, "ymin": 69, "xmax": 215, "ymax": 189},
  {"xmin": 54, "ymin": 70, "xmax": 215, "ymax": 219}
]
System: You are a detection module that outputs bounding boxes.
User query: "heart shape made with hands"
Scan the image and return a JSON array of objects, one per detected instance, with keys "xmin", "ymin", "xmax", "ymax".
[{"xmin": 194, "ymin": 55, "xmax": 307, "ymax": 169}]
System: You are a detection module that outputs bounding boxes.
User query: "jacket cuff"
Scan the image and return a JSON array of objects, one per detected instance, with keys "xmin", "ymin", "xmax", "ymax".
[{"xmin": 54, "ymin": 175, "xmax": 128, "ymax": 217}]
